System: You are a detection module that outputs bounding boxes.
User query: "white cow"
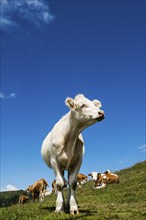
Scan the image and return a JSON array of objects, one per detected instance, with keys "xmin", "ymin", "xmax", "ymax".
[{"xmin": 41, "ymin": 94, "xmax": 104, "ymax": 214}]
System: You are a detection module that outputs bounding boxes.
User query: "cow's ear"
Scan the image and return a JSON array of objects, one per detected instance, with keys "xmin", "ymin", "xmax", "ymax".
[
  {"xmin": 65, "ymin": 97, "xmax": 74, "ymax": 109},
  {"xmin": 93, "ymin": 99, "xmax": 102, "ymax": 108}
]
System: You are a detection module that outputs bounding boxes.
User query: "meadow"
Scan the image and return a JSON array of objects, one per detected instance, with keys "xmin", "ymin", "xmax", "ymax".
[{"xmin": 0, "ymin": 161, "xmax": 146, "ymax": 220}]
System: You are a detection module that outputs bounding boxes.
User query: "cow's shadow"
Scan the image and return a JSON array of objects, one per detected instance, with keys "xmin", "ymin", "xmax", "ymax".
[
  {"xmin": 73, "ymin": 209, "xmax": 98, "ymax": 219},
  {"xmin": 40, "ymin": 206, "xmax": 98, "ymax": 219},
  {"xmin": 40, "ymin": 206, "xmax": 55, "ymax": 212}
]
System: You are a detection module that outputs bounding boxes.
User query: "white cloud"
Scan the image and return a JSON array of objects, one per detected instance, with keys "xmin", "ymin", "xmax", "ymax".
[
  {"xmin": 0, "ymin": 0, "xmax": 54, "ymax": 29},
  {"xmin": 138, "ymin": 144, "xmax": 146, "ymax": 153},
  {"xmin": 0, "ymin": 92, "xmax": 16, "ymax": 99},
  {"xmin": 0, "ymin": 17, "xmax": 18, "ymax": 28},
  {"xmin": 0, "ymin": 92, "xmax": 5, "ymax": 99},
  {"xmin": 1, "ymin": 184, "xmax": 19, "ymax": 192}
]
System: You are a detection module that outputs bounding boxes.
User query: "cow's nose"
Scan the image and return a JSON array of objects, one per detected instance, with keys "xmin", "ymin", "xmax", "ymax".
[
  {"xmin": 98, "ymin": 110, "xmax": 105, "ymax": 120},
  {"xmin": 99, "ymin": 111, "xmax": 102, "ymax": 115},
  {"xmin": 98, "ymin": 110, "xmax": 104, "ymax": 115}
]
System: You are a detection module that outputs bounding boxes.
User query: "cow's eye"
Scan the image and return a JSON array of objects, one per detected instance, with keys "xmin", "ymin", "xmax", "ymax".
[{"xmin": 81, "ymin": 104, "xmax": 87, "ymax": 108}]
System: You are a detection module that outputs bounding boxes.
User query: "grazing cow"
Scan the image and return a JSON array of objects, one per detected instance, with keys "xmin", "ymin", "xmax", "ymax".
[
  {"xmin": 95, "ymin": 172, "xmax": 119, "ymax": 188},
  {"xmin": 39, "ymin": 189, "xmax": 51, "ymax": 202},
  {"xmin": 77, "ymin": 173, "xmax": 88, "ymax": 187},
  {"xmin": 26, "ymin": 178, "xmax": 48, "ymax": 201},
  {"xmin": 41, "ymin": 94, "xmax": 104, "ymax": 214},
  {"xmin": 19, "ymin": 195, "xmax": 29, "ymax": 204}
]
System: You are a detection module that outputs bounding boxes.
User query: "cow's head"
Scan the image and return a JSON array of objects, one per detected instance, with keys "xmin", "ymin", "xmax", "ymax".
[
  {"xmin": 88, "ymin": 172, "xmax": 99, "ymax": 182},
  {"xmin": 26, "ymin": 185, "xmax": 32, "ymax": 192},
  {"xmin": 65, "ymin": 94, "xmax": 104, "ymax": 126},
  {"xmin": 104, "ymin": 169, "xmax": 111, "ymax": 174}
]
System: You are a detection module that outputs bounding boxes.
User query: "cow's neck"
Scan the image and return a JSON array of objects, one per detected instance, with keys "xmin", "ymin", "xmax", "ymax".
[
  {"xmin": 63, "ymin": 111, "xmax": 83, "ymax": 169},
  {"xmin": 65, "ymin": 111, "xmax": 82, "ymax": 142}
]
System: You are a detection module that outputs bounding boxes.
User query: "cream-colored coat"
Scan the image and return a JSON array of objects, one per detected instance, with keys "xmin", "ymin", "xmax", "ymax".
[{"xmin": 41, "ymin": 94, "xmax": 104, "ymax": 214}]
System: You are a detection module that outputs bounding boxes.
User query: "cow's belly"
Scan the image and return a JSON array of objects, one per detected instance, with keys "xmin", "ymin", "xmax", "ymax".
[
  {"xmin": 41, "ymin": 136, "xmax": 52, "ymax": 168},
  {"xmin": 57, "ymin": 152, "xmax": 69, "ymax": 169},
  {"xmin": 41, "ymin": 132, "xmax": 84, "ymax": 170}
]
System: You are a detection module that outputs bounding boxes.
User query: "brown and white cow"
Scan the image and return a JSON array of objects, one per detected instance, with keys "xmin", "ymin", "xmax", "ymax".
[
  {"xmin": 41, "ymin": 94, "xmax": 104, "ymax": 214},
  {"xmin": 95, "ymin": 172, "xmax": 119, "ymax": 189},
  {"xmin": 77, "ymin": 173, "xmax": 88, "ymax": 187},
  {"xmin": 26, "ymin": 178, "xmax": 48, "ymax": 201},
  {"xmin": 18, "ymin": 195, "xmax": 29, "ymax": 204}
]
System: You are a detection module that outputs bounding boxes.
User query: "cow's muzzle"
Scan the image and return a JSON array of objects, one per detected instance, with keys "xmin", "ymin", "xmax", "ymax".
[{"xmin": 97, "ymin": 111, "xmax": 105, "ymax": 121}]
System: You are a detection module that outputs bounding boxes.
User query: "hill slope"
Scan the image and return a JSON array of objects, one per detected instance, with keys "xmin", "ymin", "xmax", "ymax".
[{"xmin": 0, "ymin": 161, "xmax": 146, "ymax": 220}]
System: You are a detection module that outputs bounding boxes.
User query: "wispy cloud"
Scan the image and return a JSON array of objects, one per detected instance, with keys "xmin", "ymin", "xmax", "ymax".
[
  {"xmin": 138, "ymin": 144, "xmax": 146, "ymax": 153},
  {"xmin": 0, "ymin": 92, "xmax": 16, "ymax": 99},
  {"xmin": 1, "ymin": 184, "xmax": 19, "ymax": 192},
  {"xmin": 118, "ymin": 159, "xmax": 129, "ymax": 164},
  {"xmin": 0, "ymin": 0, "xmax": 54, "ymax": 29},
  {"xmin": 0, "ymin": 92, "xmax": 5, "ymax": 99},
  {"xmin": 8, "ymin": 93, "xmax": 17, "ymax": 98}
]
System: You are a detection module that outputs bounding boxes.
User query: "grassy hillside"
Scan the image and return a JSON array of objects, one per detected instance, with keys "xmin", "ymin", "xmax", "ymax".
[
  {"xmin": 0, "ymin": 190, "xmax": 27, "ymax": 208},
  {"xmin": 0, "ymin": 161, "xmax": 146, "ymax": 220}
]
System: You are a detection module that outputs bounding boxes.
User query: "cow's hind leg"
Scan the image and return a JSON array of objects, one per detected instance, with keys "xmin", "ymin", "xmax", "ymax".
[
  {"xmin": 68, "ymin": 171, "xmax": 79, "ymax": 214},
  {"xmin": 68, "ymin": 161, "xmax": 81, "ymax": 215}
]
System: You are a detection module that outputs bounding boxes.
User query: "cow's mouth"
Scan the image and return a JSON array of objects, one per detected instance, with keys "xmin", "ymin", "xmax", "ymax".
[{"xmin": 96, "ymin": 114, "xmax": 105, "ymax": 121}]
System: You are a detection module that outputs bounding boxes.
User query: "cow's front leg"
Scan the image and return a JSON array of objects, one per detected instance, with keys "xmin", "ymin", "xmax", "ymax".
[
  {"xmin": 51, "ymin": 160, "xmax": 65, "ymax": 213},
  {"xmin": 55, "ymin": 172, "xmax": 65, "ymax": 213},
  {"xmin": 55, "ymin": 190, "xmax": 64, "ymax": 213}
]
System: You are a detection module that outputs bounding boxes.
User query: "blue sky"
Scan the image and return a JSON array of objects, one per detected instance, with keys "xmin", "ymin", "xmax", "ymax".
[{"xmin": 0, "ymin": 0, "xmax": 145, "ymax": 191}]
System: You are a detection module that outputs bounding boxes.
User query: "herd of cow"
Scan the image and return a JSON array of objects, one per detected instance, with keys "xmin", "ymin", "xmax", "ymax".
[{"xmin": 19, "ymin": 170, "xmax": 119, "ymax": 204}]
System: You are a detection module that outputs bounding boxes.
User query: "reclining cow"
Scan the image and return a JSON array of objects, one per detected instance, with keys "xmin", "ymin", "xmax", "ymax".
[
  {"xmin": 89, "ymin": 170, "xmax": 119, "ymax": 188},
  {"xmin": 41, "ymin": 94, "xmax": 104, "ymax": 214},
  {"xmin": 95, "ymin": 172, "xmax": 119, "ymax": 189}
]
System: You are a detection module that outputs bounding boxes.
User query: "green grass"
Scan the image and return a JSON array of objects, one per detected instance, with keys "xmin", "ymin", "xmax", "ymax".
[{"xmin": 0, "ymin": 161, "xmax": 146, "ymax": 220}]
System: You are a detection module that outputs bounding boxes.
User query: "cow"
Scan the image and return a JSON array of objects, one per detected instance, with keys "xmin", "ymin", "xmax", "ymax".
[
  {"xmin": 95, "ymin": 172, "xmax": 119, "ymax": 189},
  {"xmin": 77, "ymin": 173, "xmax": 88, "ymax": 187},
  {"xmin": 41, "ymin": 94, "xmax": 104, "ymax": 214},
  {"xmin": 18, "ymin": 195, "xmax": 29, "ymax": 204},
  {"xmin": 26, "ymin": 178, "xmax": 48, "ymax": 201}
]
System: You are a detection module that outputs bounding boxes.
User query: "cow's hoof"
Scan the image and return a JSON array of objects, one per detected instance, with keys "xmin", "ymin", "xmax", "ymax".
[
  {"xmin": 55, "ymin": 207, "xmax": 64, "ymax": 214},
  {"xmin": 70, "ymin": 210, "xmax": 79, "ymax": 215},
  {"xmin": 55, "ymin": 210, "xmax": 64, "ymax": 214}
]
